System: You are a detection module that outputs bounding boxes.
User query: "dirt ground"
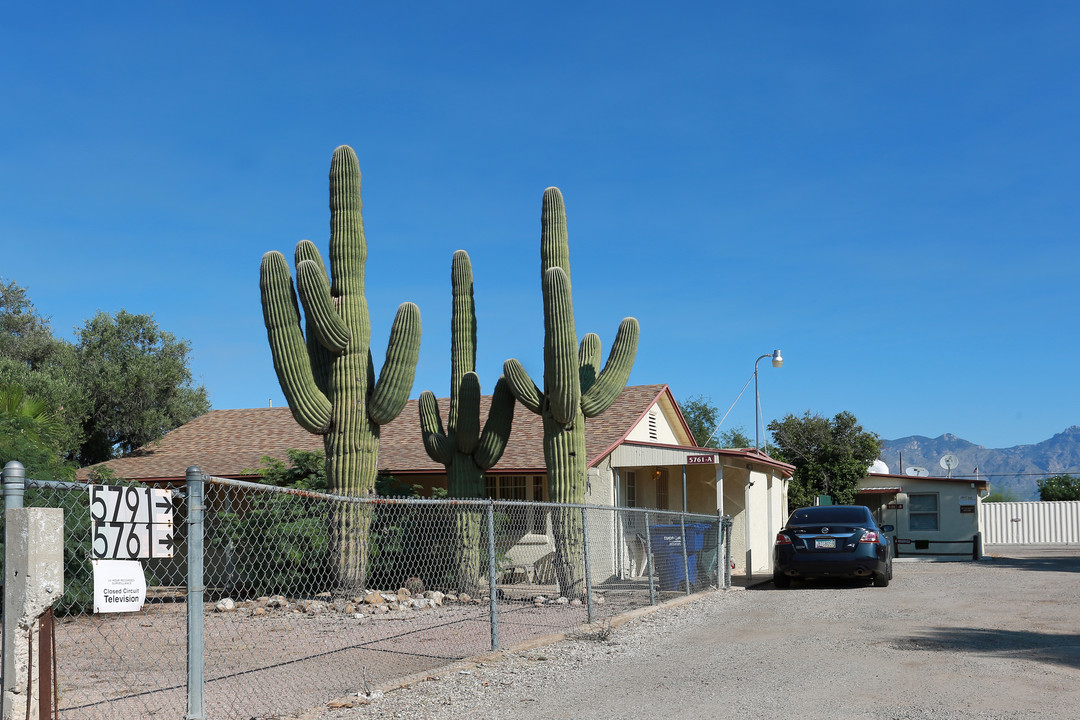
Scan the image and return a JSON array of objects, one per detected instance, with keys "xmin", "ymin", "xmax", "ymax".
[{"xmin": 317, "ymin": 544, "xmax": 1080, "ymax": 720}]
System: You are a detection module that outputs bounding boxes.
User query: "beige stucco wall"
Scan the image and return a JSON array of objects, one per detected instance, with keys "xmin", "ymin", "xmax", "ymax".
[{"xmin": 858, "ymin": 477, "xmax": 982, "ymax": 557}]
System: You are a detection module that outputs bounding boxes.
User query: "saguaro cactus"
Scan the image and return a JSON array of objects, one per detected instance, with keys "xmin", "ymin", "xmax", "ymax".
[
  {"xmin": 418, "ymin": 250, "xmax": 515, "ymax": 591},
  {"xmin": 260, "ymin": 145, "xmax": 421, "ymax": 589},
  {"xmin": 503, "ymin": 187, "xmax": 639, "ymax": 598}
]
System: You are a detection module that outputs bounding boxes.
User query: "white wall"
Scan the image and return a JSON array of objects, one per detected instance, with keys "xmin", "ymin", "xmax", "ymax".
[{"xmin": 980, "ymin": 501, "xmax": 1080, "ymax": 544}]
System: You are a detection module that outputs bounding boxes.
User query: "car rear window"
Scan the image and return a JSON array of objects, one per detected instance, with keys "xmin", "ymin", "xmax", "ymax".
[{"xmin": 788, "ymin": 507, "xmax": 872, "ymax": 525}]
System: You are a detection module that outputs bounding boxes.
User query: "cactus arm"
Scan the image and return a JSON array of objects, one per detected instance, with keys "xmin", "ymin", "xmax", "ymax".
[
  {"xmin": 418, "ymin": 391, "xmax": 454, "ymax": 465},
  {"xmin": 474, "ymin": 375, "xmax": 516, "ymax": 470},
  {"xmin": 542, "ymin": 266, "xmax": 580, "ymax": 426},
  {"xmin": 296, "ymin": 257, "xmax": 351, "ymax": 353},
  {"xmin": 455, "ymin": 372, "xmax": 481, "ymax": 454},
  {"xmin": 581, "ymin": 317, "xmax": 640, "ymax": 418},
  {"xmin": 294, "ymin": 240, "xmax": 335, "ymax": 392},
  {"xmin": 259, "ymin": 250, "xmax": 332, "ymax": 433},
  {"xmin": 504, "ymin": 359, "xmax": 543, "ymax": 414},
  {"xmin": 578, "ymin": 333, "xmax": 601, "ymax": 394},
  {"xmin": 368, "ymin": 302, "xmax": 422, "ymax": 425}
]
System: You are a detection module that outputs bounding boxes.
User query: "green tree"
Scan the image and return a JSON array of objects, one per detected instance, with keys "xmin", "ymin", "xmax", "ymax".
[
  {"xmin": 0, "ymin": 383, "xmax": 75, "ymax": 481},
  {"xmin": 717, "ymin": 426, "xmax": 753, "ymax": 449},
  {"xmin": 75, "ymin": 310, "xmax": 210, "ymax": 465},
  {"xmin": 0, "ymin": 278, "xmax": 87, "ymax": 457},
  {"xmin": 680, "ymin": 394, "xmax": 752, "ymax": 448},
  {"xmin": 768, "ymin": 411, "xmax": 882, "ymax": 509},
  {"xmin": 681, "ymin": 395, "xmax": 718, "ymax": 446},
  {"xmin": 1036, "ymin": 474, "xmax": 1080, "ymax": 502}
]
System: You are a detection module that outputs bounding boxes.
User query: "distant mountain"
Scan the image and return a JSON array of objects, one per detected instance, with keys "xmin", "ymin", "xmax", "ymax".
[{"xmin": 880, "ymin": 426, "xmax": 1080, "ymax": 501}]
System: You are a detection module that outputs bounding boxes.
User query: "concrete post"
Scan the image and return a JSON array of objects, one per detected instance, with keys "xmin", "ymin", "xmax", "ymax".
[{"xmin": 2, "ymin": 507, "xmax": 64, "ymax": 720}]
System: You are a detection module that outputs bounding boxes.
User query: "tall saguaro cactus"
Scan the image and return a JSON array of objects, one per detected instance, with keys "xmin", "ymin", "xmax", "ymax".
[
  {"xmin": 503, "ymin": 188, "xmax": 639, "ymax": 598},
  {"xmin": 418, "ymin": 250, "xmax": 515, "ymax": 591},
  {"xmin": 260, "ymin": 145, "xmax": 421, "ymax": 590}
]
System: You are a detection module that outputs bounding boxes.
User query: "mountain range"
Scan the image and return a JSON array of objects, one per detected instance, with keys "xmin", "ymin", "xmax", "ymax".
[{"xmin": 880, "ymin": 426, "xmax": 1080, "ymax": 501}]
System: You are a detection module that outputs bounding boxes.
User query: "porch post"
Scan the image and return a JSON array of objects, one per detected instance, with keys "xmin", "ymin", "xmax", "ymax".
[{"xmin": 681, "ymin": 465, "xmax": 687, "ymax": 513}]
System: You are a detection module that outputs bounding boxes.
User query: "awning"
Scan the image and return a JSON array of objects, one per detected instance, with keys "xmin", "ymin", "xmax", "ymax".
[{"xmin": 857, "ymin": 487, "xmax": 901, "ymax": 495}]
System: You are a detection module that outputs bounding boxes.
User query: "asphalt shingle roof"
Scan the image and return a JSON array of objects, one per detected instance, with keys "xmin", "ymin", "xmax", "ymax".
[{"xmin": 77, "ymin": 384, "xmax": 671, "ymax": 482}]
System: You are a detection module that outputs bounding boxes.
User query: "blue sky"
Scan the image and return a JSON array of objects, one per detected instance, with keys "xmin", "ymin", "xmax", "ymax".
[{"xmin": 2, "ymin": 3, "xmax": 1077, "ymax": 453}]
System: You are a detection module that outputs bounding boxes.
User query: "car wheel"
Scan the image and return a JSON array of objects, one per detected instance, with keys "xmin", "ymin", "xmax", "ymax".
[
  {"xmin": 773, "ymin": 571, "xmax": 791, "ymax": 588},
  {"xmin": 886, "ymin": 559, "xmax": 893, "ymax": 581},
  {"xmin": 872, "ymin": 571, "xmax": 890, "ymax": 588}
]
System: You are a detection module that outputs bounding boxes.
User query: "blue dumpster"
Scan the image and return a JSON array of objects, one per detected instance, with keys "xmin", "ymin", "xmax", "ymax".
[{"xmin": 649, "ymin": 523, "xmax": 711, "ymax": 591}]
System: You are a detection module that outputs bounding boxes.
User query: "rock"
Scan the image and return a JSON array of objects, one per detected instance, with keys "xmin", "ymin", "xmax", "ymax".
[
  {"xmin": 424, "ymin": 591, "xmax": 445, "ymax": 606},
  {"xmin": 251, "ymin": 607, "xmax": 267, "ymax": 617},
  {"xmin": 555, "ymin": 597, "xmax": 569, "ymax": 605},
  {"xmin": 533, "ymin": 596, "xmax": 547, "ymax": 604},
  {"xmin": 570, "ymin": 598, "xmax": 583, "ymax": 607},
  {"xmin": 594, "ymin": 595, "xmax": 605, "ymax": 605},
  {"xmin": 215, "ymin": 598, "xmax": 236, "ymax": 612},
  {"xmin": 267, "ymin": 595, "xmax": 287, "ymax": 608},
  {"xmin": 304, "ymin": 601, "xmax": 327, "ymax": 615},
  {"xmin": 364, "ymin": 592, "xmax": 386, "ymax": 605},
  {"xmin": 316, "ymin": 591, "xmax": 332, "ymax": 600},
  {"xmin": 388, "ymin": 602, "xmax": 400, "ymax": 612},
  {"xmin": 458, "ymin": 593, "xmax": 471, "ymax": 603},
  {"xmin": 396, "ymin": 588, "xmax": 412, "ymax": 603}
]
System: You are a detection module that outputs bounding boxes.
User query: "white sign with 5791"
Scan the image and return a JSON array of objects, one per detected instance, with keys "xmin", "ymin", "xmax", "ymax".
[{"xmin": 89, "ymin": 485, "xmax": 175, "ymax": 559}]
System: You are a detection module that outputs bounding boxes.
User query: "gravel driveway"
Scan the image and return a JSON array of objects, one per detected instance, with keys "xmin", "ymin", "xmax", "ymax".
[{"xmin": 308, "ymin": 545, "xmax": 1080, "ymax": 720}]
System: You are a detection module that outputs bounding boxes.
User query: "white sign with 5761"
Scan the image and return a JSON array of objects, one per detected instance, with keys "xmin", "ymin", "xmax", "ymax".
[{"xmin": 89, "ymin": 485, "xmax": 175, "ymax": 559}]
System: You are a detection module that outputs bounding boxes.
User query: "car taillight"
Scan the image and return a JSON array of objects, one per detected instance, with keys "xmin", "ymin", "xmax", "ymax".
[
  {"xmin": 859, "ymin": 531, "xmax": 879, "ymax": 543},
  {"xmin": 775, "ymin": 532, "xmax": 792, "ymax": 545}
]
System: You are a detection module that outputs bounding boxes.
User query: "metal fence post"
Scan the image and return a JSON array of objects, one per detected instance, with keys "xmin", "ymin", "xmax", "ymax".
[
  {"xmin": 644, "ymin": 511, "xmax": 656, "ymax": 605},
  {"xmin": 486, "ymin": 500, "xmax": 499, "ymax": 651},
  {"xmin": 679, "ymin": 515, "xmax": 690, "ymax": 595},
  {"xmin": 186, "ymin": 466, "xmax": 205, "ymax": 720},
  {"xmin": 3, "ymin": 460, "xmax": 25, "ymax": 511},
  {"xmin": 2, "ymin": 460, "xmax": 25, "ymax": 719},
  {"xmin": 581, "ymin": 506, "xmax": 594, "ymax": 623},
  {"xmin": 721, "ymin": 515, "xmax": 733, "ymax": 589}
]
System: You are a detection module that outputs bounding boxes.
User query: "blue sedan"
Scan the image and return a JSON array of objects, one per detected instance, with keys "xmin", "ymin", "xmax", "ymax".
[{"xmin": 773, "ymin": 505, "xmax": 893, "ymax": 588}]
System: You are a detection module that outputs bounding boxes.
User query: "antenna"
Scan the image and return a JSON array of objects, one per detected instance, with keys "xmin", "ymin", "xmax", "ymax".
[
  {"xmin": 906, "ymin": 466, "xmax": 929, "ymax": 477},
  {"xmin": 939, "ymin": 454, "xmax": 959, "ymax": 478}
]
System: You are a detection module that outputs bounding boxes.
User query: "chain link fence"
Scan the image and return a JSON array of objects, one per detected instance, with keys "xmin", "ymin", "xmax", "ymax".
[{"xmin": 2, "ymin": 465, "xmax": 731, "ymax": 719}]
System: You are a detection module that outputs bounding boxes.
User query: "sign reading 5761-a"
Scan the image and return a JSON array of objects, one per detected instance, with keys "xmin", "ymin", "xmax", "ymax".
[{"xmin": 90, "ymin": 485, "xmax": 175, "ymax": 559}]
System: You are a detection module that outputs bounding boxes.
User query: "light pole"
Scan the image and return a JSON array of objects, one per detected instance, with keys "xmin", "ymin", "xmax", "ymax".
[{"xmin": 754, "ymin": 349, "xmax": 783, "ymax": 452}]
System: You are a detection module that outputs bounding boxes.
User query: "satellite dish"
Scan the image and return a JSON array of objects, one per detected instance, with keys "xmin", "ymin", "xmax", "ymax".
[
  {"xmin": 939, "ymin": 455, "xmax": 959, "ymax": 470},
  {"xmin": 906, "ymin": 466, "xmax": 930, "ymax": 477}
]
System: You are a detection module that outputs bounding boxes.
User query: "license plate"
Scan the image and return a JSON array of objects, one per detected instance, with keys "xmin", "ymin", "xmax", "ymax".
[{"xmin": 815, "ymin": 538, "xmax": 836, "ymax": 549}]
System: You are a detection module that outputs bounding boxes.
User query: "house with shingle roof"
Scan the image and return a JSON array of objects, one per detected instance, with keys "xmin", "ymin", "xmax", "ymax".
[{"xmin": 79, "ymin": 384, "xmax": 792, "ymax": 581}]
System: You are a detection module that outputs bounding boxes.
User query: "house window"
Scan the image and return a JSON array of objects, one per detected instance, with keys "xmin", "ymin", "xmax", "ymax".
[
  {"xmin": 625, "ymin": 471, "xmax": 637, "ymax": 508},
  {"xmin": 486, "ymin": 475, "xmax": 526, "ymax": 501},
  {"xmin": 487, "ymin": 475, "xmax": 546, "ymax": 536},
  {"xmin": 908, "ymin": 493, "xmax": 939, "ymax": 531},
  {"xmin": 531, "ymin": 475, "xmax": 547, "ymax": 535},
  {"xmin": 656, "ymin": 469, "xmax": 669, "ymax": 509}
]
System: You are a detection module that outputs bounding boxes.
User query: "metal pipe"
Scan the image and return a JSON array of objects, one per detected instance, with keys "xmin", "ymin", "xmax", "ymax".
[
  {"xmin": 644, "ymin": 511, "xmax": 656, "ymax": 605},
  {"xmin": 186, "ymin": 466, "xmax": 205, "ymax": 720},
  {"xmin": 680, "ymin": 515, "xmax": 691, "ymax": 595},
  {"xmin": 581, "ymin": 506, "xmax": 594, "ymax": 623},
  {"xmin": 486, "ymin": 501, "xmax": 499, "ymax": 651},
  {"xmin": 722, "ymin": 515, "xmax": 733, "ymax": 589}
]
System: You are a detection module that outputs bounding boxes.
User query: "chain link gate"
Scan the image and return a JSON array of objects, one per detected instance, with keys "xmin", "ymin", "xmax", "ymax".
[{"xmin": 3, "ymin": 464, "xmax": 731, "ymax": 719}]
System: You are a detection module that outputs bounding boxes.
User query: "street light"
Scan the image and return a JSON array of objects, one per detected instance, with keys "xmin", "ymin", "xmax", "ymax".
[{"xmin": 754, "ymin": 349, "xmax": 783, "ymax": 453}]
